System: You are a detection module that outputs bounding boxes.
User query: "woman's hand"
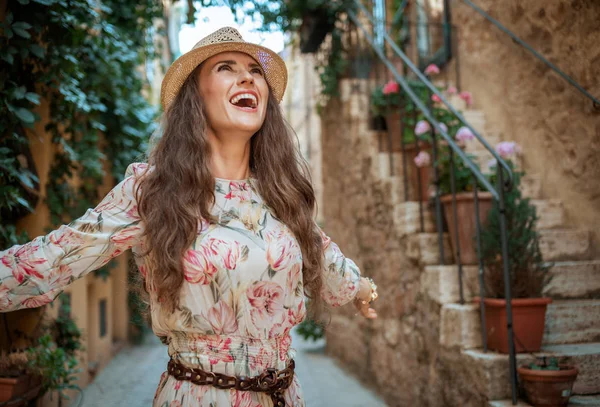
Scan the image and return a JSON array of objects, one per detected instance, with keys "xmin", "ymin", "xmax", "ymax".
[{"xmin": 353, "ymin": 277, "xmax": 378, "ymax": 319}]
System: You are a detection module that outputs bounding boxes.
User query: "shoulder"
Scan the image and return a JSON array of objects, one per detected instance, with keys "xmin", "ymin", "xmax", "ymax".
[{"xmin": 125, "ymin": 162, "xmax": 151, "ymax": 178}]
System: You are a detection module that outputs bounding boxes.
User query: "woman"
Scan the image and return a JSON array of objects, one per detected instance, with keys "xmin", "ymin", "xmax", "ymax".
[{"xmin": 0, "ymin": 27, "xmax": 378, "ymax": 406}]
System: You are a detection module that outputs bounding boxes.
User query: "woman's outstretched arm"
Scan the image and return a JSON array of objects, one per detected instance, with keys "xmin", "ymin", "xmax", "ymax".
[{"xmin": 0, "ymin": 163, "xmax": 145, "ymax": 312}]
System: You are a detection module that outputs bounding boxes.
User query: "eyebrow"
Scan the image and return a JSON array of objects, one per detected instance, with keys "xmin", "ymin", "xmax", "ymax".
[{"xmin": 214, "ymin": 60, "xmax": 262, "ymax": 70}]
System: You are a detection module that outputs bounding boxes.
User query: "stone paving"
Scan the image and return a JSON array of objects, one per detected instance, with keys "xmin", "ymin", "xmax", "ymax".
[{"xmin": 73, "ymin": 329, "xmax": 387, "ymax": 407}]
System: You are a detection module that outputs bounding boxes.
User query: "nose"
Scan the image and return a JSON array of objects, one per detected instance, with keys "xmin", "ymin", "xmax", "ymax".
[{"xmin": 237, "ymin": 69, "xmax": 254, "ymax": 86}]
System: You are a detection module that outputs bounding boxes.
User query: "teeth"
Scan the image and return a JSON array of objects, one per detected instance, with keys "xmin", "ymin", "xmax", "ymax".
[{"xmin": 230, "ymin": 93, "xmax": 257, "ymax": 107}]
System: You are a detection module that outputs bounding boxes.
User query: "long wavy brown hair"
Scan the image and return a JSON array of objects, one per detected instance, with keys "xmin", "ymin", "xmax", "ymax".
[{"xmin": 136, "ymin": 65, "xmax": 324, "ymax": 316}]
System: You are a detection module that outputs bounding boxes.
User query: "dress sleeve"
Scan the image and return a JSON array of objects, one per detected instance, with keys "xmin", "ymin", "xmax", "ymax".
[
  {"xmin": 318, "ymin": 228, "xmax": 361, "ymax": 307},
  {"xmin": 0, "ymin": 163, "xmax": 146, "ymax": 312}
]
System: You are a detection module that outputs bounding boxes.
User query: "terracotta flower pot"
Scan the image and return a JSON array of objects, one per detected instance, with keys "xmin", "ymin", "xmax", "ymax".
[
  {"xmin": 383, "ymin": 112, "xmax": 403, "ymax": 153},
  {"xmin": 0, "ymin": 375, "xmax": 30, "ymax": 402},
  {"xmin": 441, "ymin": 192, "xmax": 493, "ymax": 264},
  {"xmin": 518, "ymin": 364, "xmax": 579, "ymax": 407},
  {"xmin": 475, "ymin": 297, "xmax": 552, "ymax": 354}
]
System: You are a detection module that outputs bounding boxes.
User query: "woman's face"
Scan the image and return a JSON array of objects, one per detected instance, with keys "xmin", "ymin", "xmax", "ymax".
[{"xmin": 198, "ymin": 51, "xmax": 269, "ymax": 138}]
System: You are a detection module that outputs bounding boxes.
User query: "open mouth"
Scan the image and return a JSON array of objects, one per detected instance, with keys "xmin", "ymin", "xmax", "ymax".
[{"xmin": 229, "ymin": 93, "xmax": 258, "ymax": 110}]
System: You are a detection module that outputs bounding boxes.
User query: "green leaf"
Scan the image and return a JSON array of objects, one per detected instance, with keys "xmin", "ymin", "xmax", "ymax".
[
  {"xmin": 4, "ymin": 27, "xmax": 13, "ymax": 39},
  {"xmin": 12, "ymin": 22, "xmax": 33, "ymax": 31},
  {"xmin": 12, "ymin": 26, "xmax": 31, "ymax": 39},
  {"xmin": 17, "ymin": 0, "xmax": 30, "ymax": 4},
  {"xmin": 13, "ymin": 107, "xmax": 36, "ymax": 124},
  {"xmin": 25, "ymin": 92, "xmax": 41, "ymax": 105},
  {"xmin": 29, "ymin": 44, "xmax": 45, "ymax": 58},
  {"xmin": 1, "ymin": 53, "xmax": 14, "ymax": 65}
]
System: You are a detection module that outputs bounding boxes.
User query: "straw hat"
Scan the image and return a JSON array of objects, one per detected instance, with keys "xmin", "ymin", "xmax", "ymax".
[{"xmin": 160, "ymin": 27, "xmax": 288, "ymax": 111}]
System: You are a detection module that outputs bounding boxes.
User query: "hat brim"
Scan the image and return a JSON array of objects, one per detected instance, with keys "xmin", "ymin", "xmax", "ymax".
[{"xmin": 160, "ymin": 42, "xmax": 287, "ymax": 111}]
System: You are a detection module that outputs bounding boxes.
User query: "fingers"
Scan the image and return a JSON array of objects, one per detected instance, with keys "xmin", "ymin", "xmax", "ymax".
[{"xmin": 354, "ymin": 299, "xmax": 377, "ymax": 319}]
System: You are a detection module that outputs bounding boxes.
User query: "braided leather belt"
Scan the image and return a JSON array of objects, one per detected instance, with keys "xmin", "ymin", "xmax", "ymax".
[{"xmin": 167, "ymin": 358, "xmax": 295, "ymax": 407}]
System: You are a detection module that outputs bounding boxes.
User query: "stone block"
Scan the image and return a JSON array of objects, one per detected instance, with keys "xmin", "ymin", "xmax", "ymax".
[
  {"xmin": 406, "ymin": 233, "xmax": 453, "ymax": 266},
  {"xmin": 325, "ymin": 315, "xmax": 369, "ymax": 374},
  {"xmin": 462, "ymin": 349, "xmax": 535, "ymax": 400},
  {"xmin": 543, "ymin": 260, "xmax": 600, "ymax": 299},
  {"xmin": 544, "ymin": 300, "xmax": 600, "ymax": 345},
  {"xmin": 543, "ymin": 342, "xmax": 600, "ymax": 395},
  {"xmin": 389, "ymin": 175, "xmax": 406, "ymax": 206},
  {"xmin": 422, "ymin": 265, "xmax": 480, "ymax": 304},
  {"xmin": 531, "ymin": 199, "xmax": 565, "ymax": 229},
  {"xmin": 539, "ymin": 229, "xmax": 591, "ymax": 261},
  {"xmin": 440, "ymin": 303, "xmax": 483, "ymax": 349},
  {"xmin": 394, "ymin": 202, "xmax": 435, "ymax": 237}
]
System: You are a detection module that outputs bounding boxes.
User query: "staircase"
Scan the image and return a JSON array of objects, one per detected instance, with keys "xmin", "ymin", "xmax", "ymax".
[{"xmin": 375, "ymin": 95, "xmax": 600, "ymax": 406}]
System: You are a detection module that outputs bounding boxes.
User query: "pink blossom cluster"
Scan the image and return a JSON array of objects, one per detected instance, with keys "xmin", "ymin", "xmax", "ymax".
[
  {"xmin": 415, "ymin": 120, "xmax": 431, "ymax": 135},
  {"xmin": 456, "ymin": 126, "xmax": 475, "ymax": 144},
  {"xmin": 414, "ymin": 151, "xmax": 431, "ymax": 168},
  {"xmin": 496, "ymin": 141, "xmax": 521, "ymax": 159},
  {"xmin": 383, "ymin": 80, "xmax": 400, "ymax": 95},
  {"xmin": 424, "ymin": 64, "xmax": 440, "ymax": 75}
]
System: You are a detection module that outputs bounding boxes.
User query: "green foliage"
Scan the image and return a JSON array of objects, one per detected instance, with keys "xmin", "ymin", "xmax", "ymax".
[
  {"xmin": 479, "ymin": 168, "xmax": 550, "ymax": 298},
  {"xmin": 52, "ymin": 295, "xmax": 83, "ymax": 357},
  {"xmin": 295, "ymin": 317, "xmax": 325, "ymax": 342},
  {"xmin": 0, "ymin": 1, "xmax": 160, "ymax": 259},
  {"xmin": 435, "ymin": 147, "xmax": 482, "ymax": 195},
  {"xmin": 27, "ymin": 333, "xmax": 81, "ymax": 398},
  {"xmin": 529, "ymin": 357, "xmax": 560, "ymax": 371}
]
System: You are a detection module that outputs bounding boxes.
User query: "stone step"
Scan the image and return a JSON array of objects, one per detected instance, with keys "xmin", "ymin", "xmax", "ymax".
[
  {"xmin": 544, "ymin": 261, "xmax": 600, "ymax": 299},
  {"xmin": 540, "ymin": 229, "xmax": 591, "ymax": 261},
  {"xmin": 439, "ymin": 300, "xmax": 600, "ymax": 349},
  {"xmin": 394, "ymin": 201, "xmax": 436, "ymax": 237},
  {"xmin": 389, "ymin": 175, "xmax": 406, "ymax": 206},
  {"xmin": 544, "ymin": 300, "xmax": 600, "ymax": 345},
  {"xmin": 406, "ymin": 233, "xmax": 453, "ymax": 266},
  {"xmin": 423, "ymin": 260, "xmax": 600, "ymax": 306},
  {"xmin": 532, "ymin": 199, "xmax": 565, "ymax": 229},
  {"xmin": 489, "ymin": 395, "xmax": 600, "ymax": 407},
  {"xmin": 464, "ymin": 342, "xmax": 600, "ymax": 400}
]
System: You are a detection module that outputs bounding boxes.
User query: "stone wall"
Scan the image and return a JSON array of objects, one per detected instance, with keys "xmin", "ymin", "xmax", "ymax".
[
  {"xmin": 447, "ymin": 0, "xmax": 600, "ymax": 254},
  {"xmin": 320, "ymin": 79, "xmax": 469, "ymax": 406}
]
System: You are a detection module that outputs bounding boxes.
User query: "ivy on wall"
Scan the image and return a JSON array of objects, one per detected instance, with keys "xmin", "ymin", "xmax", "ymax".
[{"xmin": 0, "ymin": 0, "xmax": 162, "ymax": 251}]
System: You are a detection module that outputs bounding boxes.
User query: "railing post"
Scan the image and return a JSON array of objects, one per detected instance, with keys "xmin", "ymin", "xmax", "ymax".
[
  {"xmin": 449, "ymin": 148, "xmax": 465, "ymax": 304},
  {"xmin": 473, "ymin": 175, "xmax": 488, "ymax": 353},
  {"xmin": 497, "ymin": 163, "xmax": 519, "ymax": 405},
  {"xmin": 400, "ymin": 94, "xmax": 410, "ymax": 202},
  {"xmin": 428, "ymin": 93, "xmax": 445, "ymax": 265}
]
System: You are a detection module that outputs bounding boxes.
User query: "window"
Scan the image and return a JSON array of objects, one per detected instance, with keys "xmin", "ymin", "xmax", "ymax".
[{"xmin": 99, "ymin": 299, "xmax": 107, "ymax": 338}]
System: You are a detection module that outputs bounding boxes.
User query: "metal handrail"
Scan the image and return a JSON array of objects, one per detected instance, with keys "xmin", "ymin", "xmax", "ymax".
[
  {"xmin": 462, "ymin": 0, "xmax": 600, "ymax": 106},
  {"xmin": 347, "ymin": 3, "xmax": 519, "ymax": 405},
  {"xmin": 350, "ymin": 1, "xmax": 514, "ymax": 196}
]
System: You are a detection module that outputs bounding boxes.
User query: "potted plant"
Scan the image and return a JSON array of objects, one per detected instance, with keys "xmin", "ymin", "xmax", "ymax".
[
  {"xmin": 0, "ymin": 350, "xmax": 34, "ymax": 402},
  {"xmin": 518, "ymin": 357, "xmax": 579, "ymax": 407},
  {"xmin": 476, "ymin": 151, "xmax": 552, "ymax": 353},
  {"xmin": 431, "ymin": 129, "xmax": 493, "ymax": 263}
]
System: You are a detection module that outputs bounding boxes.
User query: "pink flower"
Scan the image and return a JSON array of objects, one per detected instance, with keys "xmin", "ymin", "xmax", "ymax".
[
  {"xmin": 447, "ymin": 86, "xmax": 458, "ymax": 95},
  {"xmin": 280, "ymin": 333, "xmax": 292, "ymax": 361},
  {"xmin": 435, "ymin": 123, "xmax": 448, "ymax": 134},
  {"xmin": 414, "ymin": 151, "xmax": 431, "ymax": 168},
  {"xmin": 22, "ymin": 294, "xmax": 53, "ymax": 309},
  {"xmin": 286, "ymin": 263, "xmax": 302, "ymax": 297},
  {"xmin": 183, "ymin": 247, "xmax": 217, "ymax": 284},
  {"xmin": 48, "ymin": 227, "xmax": 82, "ymax": 248},
  {"xmin": 248, "ymin": 347, "xmax": 274, "ymax": 372},
  {"xmin": 455, "ymin": 126, "xmax": 475, "ymax": 144},
  {"xmin": 414, "ymin": 120, "xmax": 431, "ymax": 136},
  {"xmin": 224, "ymin": 181, "xmax": 252, "ymax": 201},
  {"xmin": 0, "ymin": 285, "xmax": 13, "ymax": 310},
  {"xmin": 431, "ymin": 94, "xmax": 442, "ymax": 103},
  {"xmin": 2, "ymin": 245, "xmax": 46, "ymax": 284},
  {"xmin": 205, "ymin": 337, "xmax": 234, "ymax": 365},
  {"xmin": 247, "ymin": 281, "xmax": 284, "ymax": 330},
  {"xmin": 168, "ymin": 400, "xmax": 182, "ymax": 407},
  {"xmin": 206, "ymin": 239, "xmax": 246, "ymax": 270},
  {"xmin": 382, "ymin": 80, "xmax": 399, "ymax": 95},
  {"xmin": 496, "ymin": 141, "xmax": 521, "ymax": 159},
  {"xmin": 459, "ymin": 91, "xmax": 473, "ymax": 107},
  {"xmin": 204, "ymin": 301, "xmax": 238, "ymax": 334},
  {"xmin": 110, "ymin": 225, "xmax": 141, "ymax": 247},
  {"xmin": 230, "ymin": 389, "xmax": 262, "ymax": 407},
  {"xmin": 424, "ymin": 64, "xmax": 440, "ymax": 75},
  {"xmin": 265, "ymin": 228, "xmax": 301, "ymax": 273}
]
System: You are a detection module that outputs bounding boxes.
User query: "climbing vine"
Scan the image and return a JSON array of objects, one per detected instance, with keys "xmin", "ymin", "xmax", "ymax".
[{"xmin": 0, "ymin": 0, "xmax": 162, "ymax": 250}]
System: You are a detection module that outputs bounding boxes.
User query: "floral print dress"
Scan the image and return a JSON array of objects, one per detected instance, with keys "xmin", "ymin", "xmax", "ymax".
[{"xmin": 0, "ymin": 163, "xmax": 362, "ymax": 407}]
